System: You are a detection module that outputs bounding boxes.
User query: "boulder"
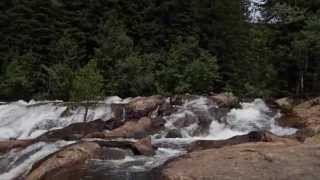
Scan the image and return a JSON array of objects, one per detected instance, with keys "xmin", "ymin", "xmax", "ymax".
[
  {"xmin": 275, "ymin": 97, "xmax": 294, "ymax": 111},
  {"xmin": 104, "ymin": 117, "xmax": 153, "ymax": 139},
  {"xmin": 126, "ymin": 95, "xmax": 167, "ymax": 119},
  {"xmin": 162, "ymin": 139, "xmax": 320, "ymax": 180},
  {"xmin": 88, "ymin": 117, "xmax": 164, "ymax": 139},
  {"xmin": 209, "ymin": 93, "xmax": 238, "ymax": 108},
  {"xmin": 26, "ymin": 142, "xmax": 102, "ymax": 180},
  {"xmin": 132, "ymin": 137, "xmax": 155, "ymax": 156}
]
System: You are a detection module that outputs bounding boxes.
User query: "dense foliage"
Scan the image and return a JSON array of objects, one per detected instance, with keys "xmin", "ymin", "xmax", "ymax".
[{"xmin": 0, "ymin": 0, "xmax": 319, "ymax": 100}]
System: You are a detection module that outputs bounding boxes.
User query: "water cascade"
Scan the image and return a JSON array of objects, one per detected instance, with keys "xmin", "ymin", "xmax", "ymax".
[{"xmin": 0, "ymin": 96, "xmax": 297, "ymax": 179}]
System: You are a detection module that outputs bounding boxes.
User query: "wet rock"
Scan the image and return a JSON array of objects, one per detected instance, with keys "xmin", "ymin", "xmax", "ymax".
[
  {"xmin": 188, "ymin": 131, "xmax": 292, "ymax": 151},
  {"xmin": 90, "ymin": 117, "xmax": 164, "ymax": 139},
  {"xmin": 105, "ymin": 117, "xmax": 153, "ymax": 139},
  {"xmin": 126, "ymin": 95, "xmax": 166, "ymax": 119},
  {"xmin": 84, "ymin": 132, "xmax": 107, "ymax": 139},
  {"xmin": 278, "ymin": 97, "xmax": 320, "ymax": 141},
  {"xmin": 158, "ymin": 101, "xmax": 177, "ymax": 116},
  {"xmin": 26, "ymin": 142, "xmax": 102, "ymax": 180},
  {"xmin": 100, "ymin": 147, "xmax": 133, "ymax": 160},
  {"xmin": 133, "ymin": 137, "xmax": 155, "ymax": 156},
  {"xmin": 94, "ymin": 138, "xmax": 155, "ymax": 156},
  {"xmin": 162, "ymin": 140, "xmax": 319, "ymax": 180},
  {"xmin": 165, "ymin": 129, "xmax": 183, "ymax": 138},
  {"xmin": 0, "ymin": 139, "xmax": 34, "ymax": 154},
  {"xmin": 104, "ymin": 118, "xmax": 125, "ymax": 130},
  {"xmin": 83, "ymin": 159, "xmax": 164, "ymax": 180},
  {"xmin": 209, "ymin": 93, "xmax": 238, "ymax": 108},
  {"xmin": 277, "ymin": 112, "xmax": 306, "ymax": 129},
  {"xmin": 208, "ymin": 107, "xmax": 230, "ymax": 122},
  {"xmin": 294, "ymin": 128, "xmax": 317, "ymax": 142},
  {"xmin": 36, "ymin": 119, "xmax": 107, "ymax": 141},
  {"xmin": 172, "ymin": 113, "xmax": 198, "ymax": 129},
  {"xmin": 153, "ymin": 140, "xmax": 191, "ymax": 150},
  {"xmin": 192, "ymin": 110, "xmax": 212, "ymax": 134},
  {"xmin": 152, "ymin": 117, "xmax": 166, "ymax": 130}
]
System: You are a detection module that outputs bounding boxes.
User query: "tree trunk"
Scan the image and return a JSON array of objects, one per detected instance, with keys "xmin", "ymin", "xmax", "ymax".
[{"xmin": 84, "ymin": 101, "xmax": 89, "ymax": 122}]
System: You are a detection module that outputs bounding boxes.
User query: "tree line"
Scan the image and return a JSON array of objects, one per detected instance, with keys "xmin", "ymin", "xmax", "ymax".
[{"xmin": 0, "ymin": 0, "xmax": 319, "ymax": 101}]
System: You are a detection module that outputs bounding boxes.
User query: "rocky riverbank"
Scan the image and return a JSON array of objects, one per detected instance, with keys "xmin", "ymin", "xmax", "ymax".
[
  {"xmin": 162, "ymin": 97, "xmax": 320, "ymax": 180},
  {"xmin": 0, "ymin": 94, "xmax": 318, "ymax": 180}
]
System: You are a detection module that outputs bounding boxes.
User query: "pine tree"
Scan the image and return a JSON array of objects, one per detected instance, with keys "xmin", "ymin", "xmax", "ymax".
[{"xmin": 70, "ymin": 59, "xmax": 104, "ymax": 121}]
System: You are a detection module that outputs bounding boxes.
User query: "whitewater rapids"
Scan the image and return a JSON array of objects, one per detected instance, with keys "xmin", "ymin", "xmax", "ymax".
[{"xmin": 0, "ymin": 96, "xmax": 297, "ymax": 179}]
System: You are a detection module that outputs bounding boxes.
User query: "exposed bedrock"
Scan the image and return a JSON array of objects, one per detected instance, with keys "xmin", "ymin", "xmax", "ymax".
[
  {"xmin": 25, "ymin": 142, "xmax": 102, "ymax": 180},
  {"xmin": 25, "ymin": 137, "xmax": 155, "ymax": 180},
  {"xmin": 161, "ymin": 135, "xmax": 320, "ymax": 180}
]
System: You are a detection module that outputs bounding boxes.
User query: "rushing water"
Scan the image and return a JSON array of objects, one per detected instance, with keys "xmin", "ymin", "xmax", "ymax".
[
  {"xmin": 0, "ymin": 97, "xmax": 128, "ymax": 140},
  {"xmin": 249, "ymin": 0, "xmax": 265, "ymax": 22},
  {"xmin": 0, "ymin": 96, "xmax": 297, "ymax": 179}
]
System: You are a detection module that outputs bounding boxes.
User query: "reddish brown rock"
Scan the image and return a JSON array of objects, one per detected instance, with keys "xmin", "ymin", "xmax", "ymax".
[
  {"xmin": 133, "ymin": 137, "xmax": 155, "ymax": 156},
  {"xmin": 103, "ymin": 117, "xmax": 153, "ymax": 139},
  {"xmin": 88, "ymin": 117, "xmax": 164, "ymax": 139},
  {"xmin": 93, "ymin": 138, "xmax": 155, "ymax": 156},
  {"xmin": 209, "ymin": 93, "xmax": 238, "ymax": 108},
  {"xmin": 26, "ymin": 142, "xmax": 102, "ymax": 180},
  {"xmin": 126, "ymin": 95, "xmax": 167, "ymax": 119},
  {"xmin": 0, "ymin": 139, "xmax": 34, "ymax": 154},
  {"xmin": 162, "ymin": 139, "xmax": 320, "ymax": 180}
]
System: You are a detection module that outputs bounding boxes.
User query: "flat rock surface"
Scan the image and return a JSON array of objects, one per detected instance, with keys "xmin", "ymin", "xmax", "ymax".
[{"xmin": 162, "ymin": 137, "xmax": 320, "ymax": 180}]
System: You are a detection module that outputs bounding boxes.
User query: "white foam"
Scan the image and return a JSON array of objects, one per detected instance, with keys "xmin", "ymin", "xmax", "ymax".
[
  {"xmin": 0, "ymin": 96, "xmax": 299, "ymax": 179},
  {"xmin": 0, "ymin": 100, "xmax": 118, "ymax": 139},
  {"xmin": 162, "ymin": 97, "xmax": 297, "ymax": 142},
  {"xmin": 104, "ymin": 96, "xmax": 126, "ymax": 104},
  {"xmin": 224, "ymin": 99, "xmax": 297, "ymax": 136},
  {"xmin": 207, "ymin": 120, "xmax": 246, "ymax": 140},
  {"xmin": 249, "ymin": 0, "xmax": 265, "ymax": 22}
]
